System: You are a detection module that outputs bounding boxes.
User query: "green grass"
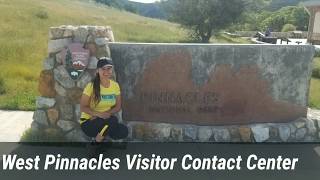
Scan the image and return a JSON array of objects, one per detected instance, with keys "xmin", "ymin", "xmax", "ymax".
[
  {"xmin": 0, "ymin": 76, "xmax": 6, "ymax": 95},
  {"xmin": 0, "ymin": 0, "xmax": 187, "ymax": 110},
  {"xmin": 211, "ymin": 33, "xmax": 252, "ymax": 44},
  {"xmin": 310, "ymin": 58, "xmax": 320, "ymax": 109},
  {"xmin": 312, "ymin": 57, "xmax": 320, "ymax": 79},
  {"xmin": 309, "ymin": 78, "xmax": 320, "ymax": 109}
]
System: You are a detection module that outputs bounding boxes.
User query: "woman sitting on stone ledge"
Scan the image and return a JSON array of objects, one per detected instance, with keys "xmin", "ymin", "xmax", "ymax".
[{"xmin": 79, "ymin": 57, "xmax": 128, "ymax": 142}]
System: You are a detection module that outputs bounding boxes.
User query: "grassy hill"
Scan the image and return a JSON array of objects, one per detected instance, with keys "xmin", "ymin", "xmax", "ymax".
[
  {"xmin": 0, "ymin": 0, "xmax": 187, "ymax": 110},
  {"xmin": 0, "ymin": 0, "xmax": 318, "ymax": 110}
]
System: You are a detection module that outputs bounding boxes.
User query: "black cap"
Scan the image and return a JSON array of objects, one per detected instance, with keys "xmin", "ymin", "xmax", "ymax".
[{"xmin": 97, "ymin": 57, "xmax": 113, "ymax": 68}]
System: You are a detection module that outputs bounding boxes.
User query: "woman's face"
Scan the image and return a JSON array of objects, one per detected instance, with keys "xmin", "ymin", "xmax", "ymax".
[{"xmin": 98, "ymin": 66, "xmax": 113, "ymax": 80}]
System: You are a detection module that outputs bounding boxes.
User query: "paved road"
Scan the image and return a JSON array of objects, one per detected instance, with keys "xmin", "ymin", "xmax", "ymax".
[{"xmin": 0, "ymin": 110, "xmax": 33, "ymax": 142}]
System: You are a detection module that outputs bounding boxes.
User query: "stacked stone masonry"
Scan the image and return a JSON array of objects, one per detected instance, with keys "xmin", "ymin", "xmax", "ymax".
[
  {"xmin": 33, "ymin": 25, "xmax": 114, "ymax": 141},
  {"xmin": 127, "ymin": 114, "xmax": 320, "ymax": 142}
]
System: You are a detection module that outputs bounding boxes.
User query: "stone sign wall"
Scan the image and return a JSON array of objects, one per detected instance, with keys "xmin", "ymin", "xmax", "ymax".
[
  {"xmin": 32, "ymin": 25, "xmax": 114, "ymax": 141},
  {"xmin": 108, "ymin": 43, "xmax": 320, "ymax": 142},
  {"xmin": 110, "ymin": 43, "xmax": 314, "ymax": 126},
  {"xmin": 32, "ymin": 26, "xmax": 320, "ymax": 142}
]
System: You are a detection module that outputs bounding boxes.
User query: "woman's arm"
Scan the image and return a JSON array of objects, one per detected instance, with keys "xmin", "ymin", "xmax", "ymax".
[
  {"xmin": 98, "ymin": 95, "xmax": 122, "ymax": 119},
  {"xmin": 85, "ymin": 95, "xmax": 121, "ymax": 119},
  {"xmin": 107, "ymin": 95, "xmax": 122, "ymax": 114},
  {"xmin": 80, "ymin": 94, "xmax": 96, "ymax": 118}
]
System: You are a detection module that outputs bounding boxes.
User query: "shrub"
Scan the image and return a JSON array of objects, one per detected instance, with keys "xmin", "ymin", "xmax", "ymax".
[
  {"xmin": 313, "ymin": 69, "xmax": 320, "ymax": 79},
  {"xmin": 281, "ymin": 24, "xmax": 296, "ymax": 32},
  {"xmin": 35, "ymin": 9, "xmax": 48, "ymax": 19},
  {"xmin": 314, "ymin": 48, "xmax": 320, "ymax": 57},
  {"xmin": 313, "ymin": 58, "xmax": 320, "ymax": 79},
  {"xmin": 20, "ymin": 128, "xmax": 67, "ymax": 142}
]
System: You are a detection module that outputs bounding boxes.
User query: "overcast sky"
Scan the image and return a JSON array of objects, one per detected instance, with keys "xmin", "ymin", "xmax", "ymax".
[{"xmin": 129, "ymin": 0, "xmax": 160, "ymax": 3}]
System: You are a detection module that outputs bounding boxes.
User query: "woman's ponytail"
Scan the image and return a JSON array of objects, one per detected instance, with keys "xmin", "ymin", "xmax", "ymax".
[{"xmin": 92, "ymin": 73, "xmax": 101, "ymax": 105}]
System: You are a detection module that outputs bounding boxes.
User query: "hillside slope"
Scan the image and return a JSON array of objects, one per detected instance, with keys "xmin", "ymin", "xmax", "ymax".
[{"xmin": 0, "ymin": 0, "xmax": 186, "ymax": 110}]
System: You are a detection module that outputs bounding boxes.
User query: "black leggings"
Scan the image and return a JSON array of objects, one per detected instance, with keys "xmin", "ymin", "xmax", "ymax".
[{"xmin": 80, "ymin": 116, "xmax": 128, "ymax": 140}]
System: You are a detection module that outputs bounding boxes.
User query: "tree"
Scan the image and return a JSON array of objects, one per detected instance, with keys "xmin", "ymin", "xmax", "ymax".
[
  {"xmin": 282, "ymin": 24, "xmax": 296, "ymax": 32},
  {"xmin": 290, "ymin": 6, "xmax": 309, "ymax": 31},
  {"xmin": 243, "ymin": 0, "xmax": 270, "ymax": 12},
  {"xmin": 95, "ymin": 0, "xmax": 124, "ymax": 9},
  {"xmin": 267, "ymin": 0, "xmax": 309, "ymax": 11},
  {"xmin": 166, "ymin": 0, "xmax": 245, "ymax": 43},
  {"xmin": 258, "ymin": 6, "xmax": 309, "ymax": 31}
]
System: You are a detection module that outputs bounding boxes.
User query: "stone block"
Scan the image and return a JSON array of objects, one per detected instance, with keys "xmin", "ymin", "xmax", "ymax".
[
  {"xmin": 306, "ymin": 119, "xmax": 317, "ymax": 135},
  {"xmin": 170, "ymin": 126, "xmax": 183, "ymax": 141},
  {"xmin": 289, "ymin": 124, "xmax": 297, "ymax": 135},
  {"xmin": 228, "ymin": 127, "xmax": 241, "ymax": 142},
  {"xmin": 198, "ymin": 126, "xmax": 213, "ymax": 142},
  {"xmin": 73, "ymin": 26, "xmax": 89, "ymax": 43},
  {"xmin": 269, "ymin": 126, "xmax": 279, "ymax": 139},
  {"xmin": 65, "ymin": 128, "xmax": 89, "ymax": 142},
  {"xmin": 126, "ymin": 123, "xmax": 133, "ymax": 139},
  {"xmin": 77, "ymin": 71, "xmax": 92, "ymax": 89},
  {"xmin": 47, "ymin": 108, "xmax": 59, "ymax": 125},
  {"xmin": 66, "ymin": 87, "xmax": 83, "ymax": 104},
  {"xmin": 53, "ymin": 66, "xmax": 75, "ymax": 89},
  {"xmin": 74, "ymin": 104, "xmax": 81, "ymax": 122},
  {"xmin": 33, "ymin": 110, "xmax": 48, "ymax": 126},
  {"xmin": 295, "ymin": 128, "xmax": 307, "ymax": 140},
  {"xmin": 213, "ymin": 128, "xmax": 230, "ymax": 142},
  {"xmin": 153, "ymin": 123, "xmax": 171, "ymax": 141},
  {"xmin": 251, "ymin": 125, "xmax": 269, "ymax": 142},
  {"xmin": 63, "ymin": 26, "xmax": 74, "ymax": 38},
  {"xmin": 36, "ymin": 97, "xmax": 56, "ymax": 109},
  {"xmin": 239, "ymin": 127, "xmax": 252, "ymax": 142},
  {"xmin": 49, "ymin": 26, "xmax": 75, "ymax": 39},
  {"xmin": 43, "ymin": 57, "xmax": 55, "ymax": 70},
  {"xmin": 55, "ymin": 82, "xmax": 67, "ymax": 96},
  {"xmin": 85, "ymin": 43, "xmax": 97, "ymax": 56},
  {"xmin": 132, "ymin": 123, "xmax": 149, "ymax": 140},
  {"xmin": 38, "ymin": 70, "xmax": 56, "ymax": 97},
  {"xmin": 30, "ymin": 121, "xmax": 41, "ymax": 132},
  {"xmin": 316, "ymin": 120, "xmax": 320, "ymax": 129},
  {"xmin": 59, "ymin": 104, "xmax": 74, "ymax": 121},
  {"xmin": 55, "ymin": 51, "xmax": 64, "ymax": 65},
  {"xmin": 95, "ymin": 38, "xmax": 109, "ymax": 46},
  {"xmin": 105, "ymin": 27, "xmax": 115, "ymax": 42},
  {"xmin": 96, "ymin": 45, "xmax": 111, "ymax": 58},
  {"xmin": 48, "ymin": 38, "xmax": 72, "ymax": 54},
  {"xmin": 57, "ymin": 120, "xmax": 77, "ymax": 132},
  {"xmin": 278, "ymin": 125, "xmax": 291, "ymax": 142},
  {"xmin": 88, "ymin": 56, "xmax": 98, "ymax": 69},
  {"xmin": 294, "ymin": 118, "xmax": 307, "ymax": 128},
  {"xmin": 94, "ymin": 26, "xmax": 114, "ymax": 41},
  {"xmin": 49, "ymin": 27, "xmax": 64, "ymax": 40},
  {"xmin": 183, "ymin": 125, "xmax": 198, "ymax": 141}
]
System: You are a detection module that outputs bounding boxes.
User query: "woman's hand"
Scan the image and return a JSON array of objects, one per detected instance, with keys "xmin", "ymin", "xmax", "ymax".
[{"xmin": 95, "ymin": 112, "xmax": 111, "ymax": 119}]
